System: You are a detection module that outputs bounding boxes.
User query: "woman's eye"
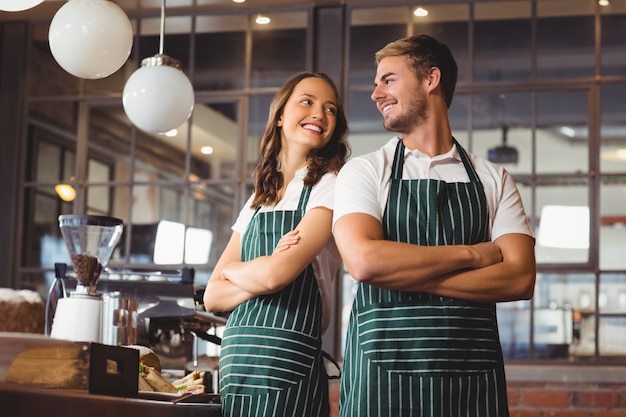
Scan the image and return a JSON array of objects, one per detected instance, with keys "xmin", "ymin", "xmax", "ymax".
[
  {"xmin": 325, "ymin": 107, "xmax": 337, "ymax": 115},
  {"xmin": 301, "ymin": 99, "xmax": 312, "ymax": 105}
]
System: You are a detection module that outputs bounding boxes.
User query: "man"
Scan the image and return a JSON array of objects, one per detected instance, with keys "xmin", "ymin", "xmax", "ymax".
[{"xmin": 333, "ymin": 34, "xmax": 536, "ymax": 417}]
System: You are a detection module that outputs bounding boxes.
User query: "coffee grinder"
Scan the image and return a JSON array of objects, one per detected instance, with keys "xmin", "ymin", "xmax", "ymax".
[{"xmin": 49, "ymin": 214, "xmax": 123, "ymax": 343}]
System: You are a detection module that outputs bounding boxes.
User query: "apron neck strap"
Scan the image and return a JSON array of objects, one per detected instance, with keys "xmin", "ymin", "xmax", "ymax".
[
  {"xmin": 297, "ymin": 186, "xmax": 312, "ymax": 211},
  {"xmin": 391, "ymin": 138, "xmax": 481, "ymax": 184}
]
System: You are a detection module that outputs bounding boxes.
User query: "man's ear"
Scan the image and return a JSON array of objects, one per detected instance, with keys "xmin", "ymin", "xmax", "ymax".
[{"xmin": 427, "ymin": 66, "xmax": 441, "ymax": 89}]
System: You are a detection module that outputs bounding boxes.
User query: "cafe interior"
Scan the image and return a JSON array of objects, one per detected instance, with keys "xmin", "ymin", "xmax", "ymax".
[{"xmin": 0, "ymin": 0, "xmax": 625, "ymax": 415}]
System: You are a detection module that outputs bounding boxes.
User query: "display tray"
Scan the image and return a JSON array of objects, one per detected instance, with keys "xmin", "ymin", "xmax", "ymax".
[
  {"xmin": 0, "ymin": 332, "xmax": 138, "ymax": 397},
  {"xmin": 138, "ymin": 390, "xmax": 221, "ymax": 404}
]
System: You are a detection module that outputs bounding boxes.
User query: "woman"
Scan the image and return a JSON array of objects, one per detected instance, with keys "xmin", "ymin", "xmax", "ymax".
[{"xmin": 204, "ymin": 72, "xmax": 349, "ymax": 417}]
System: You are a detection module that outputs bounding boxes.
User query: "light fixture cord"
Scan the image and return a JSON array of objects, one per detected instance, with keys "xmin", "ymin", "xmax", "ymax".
[{"xmin": 159, "ymin": 0, "xmax": 166, "ymax": 55}]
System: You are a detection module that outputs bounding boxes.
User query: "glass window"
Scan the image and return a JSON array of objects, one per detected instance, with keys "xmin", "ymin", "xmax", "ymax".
[
  {"xmin": 194, "ymin": 15, "xmax": 247, "ymax": 91},
  {"xmin": 250, "ymin": 11, "xmax": 308, "ymax": 88},
  {"xmin": 536, "ymin": 90, "xmax": 589, "ymax": 174},
  {"xmin": 470, "ymin": 92, "xmax": 532, "ymax": 174},
  {"xmin": 537, "ymin": 0, "xmax": 595, "ymax": 80},
  {"xmin": 412, "ymin": 3, "xmax": 470, "ymax": 82},
  {"xmin": 189, "ymin": 101, "xmax": 240, "ymax": 181},
  {"xmin": 601, "ymin": 3, "xmax": 626, "ymax": 77},
  {"xmin": 600, "ymin": 180, "xmax": 626, "ymax": 270},
  {"xmin": 600, "ymin": 84, "xmax": 626, "ymax": 173},
  {"xmin": 247, "ymin": 93, "xmax": 274, "ymax": 176},
  {"xmin": 536, "ymin": 183, "xmax": 590, "ymax": 264},
  {"xmin": 474, "ymin": 1, "xmax": 532, "ymax": 82},
  {"xmin": 349, "ymin": 7, "xmax": 407, "ymax": 85},
  {"xmin": 346, "ymin": 90, "xmax": 388, "ymax": 158}
]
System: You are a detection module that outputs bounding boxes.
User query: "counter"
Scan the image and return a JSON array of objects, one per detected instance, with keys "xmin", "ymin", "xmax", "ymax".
[{"xmin": 0, "ymin": 382, "xmax": 221, "ymax": 417}]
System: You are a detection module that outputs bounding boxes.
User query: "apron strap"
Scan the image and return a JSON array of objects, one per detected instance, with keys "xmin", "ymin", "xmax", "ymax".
[
  {"xmin": 452, "ymin": 137, "xmax": 482, "ymax": 184},
  {"xmin": 390, "ymin": 139, "xmax": 406, "ymax": 180},
  {"xmin": 297, "ymin": 186, "xmax": 312, "ymax": 211},
  {"xmin": 392, "ymin": 137, "xmax": 482, "ymax": 184}
]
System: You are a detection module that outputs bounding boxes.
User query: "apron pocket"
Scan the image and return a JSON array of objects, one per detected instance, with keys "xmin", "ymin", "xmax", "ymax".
[
  {"xmin": 219, "ymin": 325, "xmax": 318, "ymax": 394},
  {"xmin": 356, "ymin": 302, "xmax": 502, "ymax": 375}
]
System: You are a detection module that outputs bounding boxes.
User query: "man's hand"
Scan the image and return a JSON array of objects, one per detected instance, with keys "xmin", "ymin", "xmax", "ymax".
[{"xmin": 468, "ymin": 241, "xmax": 503, "ymax": 269}]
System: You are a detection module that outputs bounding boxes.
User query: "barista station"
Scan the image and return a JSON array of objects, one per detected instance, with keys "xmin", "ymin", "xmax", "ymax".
[{"xmin": 0, "ymin": 215, "xmax": 224, "ymax": 416}]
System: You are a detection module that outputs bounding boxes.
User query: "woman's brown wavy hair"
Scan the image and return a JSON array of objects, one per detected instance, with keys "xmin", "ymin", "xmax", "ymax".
[{"xmin": 250, "ymin": 72, "xmax": 350, "ymax": 209}]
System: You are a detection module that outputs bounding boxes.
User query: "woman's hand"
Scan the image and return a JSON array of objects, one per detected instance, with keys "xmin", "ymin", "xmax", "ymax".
[{"xmin": 273, "ymin": 230, "xmax": 301, "ymax": 254}]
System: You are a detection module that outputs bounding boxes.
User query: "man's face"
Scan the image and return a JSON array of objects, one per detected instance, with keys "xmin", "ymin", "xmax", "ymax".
[{"xmin": 371, "ymin": 55, "xmax": 427, "ymax": 134}]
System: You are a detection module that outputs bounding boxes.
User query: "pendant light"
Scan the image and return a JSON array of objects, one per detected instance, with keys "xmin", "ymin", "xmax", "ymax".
[
  {"xmin": 122, "ymin": 0, "xmax": 194, "ymax": 134},
  {"xmin": 48, "ymin": 0, "xmax": 133, "ymax": 80},
  {"xmin": 0, "ymin": 0, "xmax": 44, "ymax": 11}
]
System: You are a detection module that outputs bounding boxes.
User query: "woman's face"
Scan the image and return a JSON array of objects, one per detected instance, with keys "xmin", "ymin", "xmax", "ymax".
[{"xmin": 277, "ymin": 77, "xmax": 338, "ymax": 153}]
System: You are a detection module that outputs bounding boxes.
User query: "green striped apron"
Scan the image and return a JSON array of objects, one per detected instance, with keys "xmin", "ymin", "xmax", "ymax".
[
  {"xmin": 340, "ymin": 139, "xmax": 509, "ymax": 417},
  {"xmin": 219, "ymin": 186, "xmax": 330, "ymax": 417}
]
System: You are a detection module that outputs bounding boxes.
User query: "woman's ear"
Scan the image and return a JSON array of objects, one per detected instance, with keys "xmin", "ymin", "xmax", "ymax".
[{"xmin": 277, "ymin": 116, "xmax": 283, "ymax": 127}]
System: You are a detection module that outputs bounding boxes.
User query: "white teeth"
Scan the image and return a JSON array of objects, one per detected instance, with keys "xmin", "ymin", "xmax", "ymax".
[
  {"xmin": 382, "ymin": 104, "xmax": 395, "ymax": 113},
  {"xmin": 302, "ymin": 123, "xmax": 322, "ymax": 133}
]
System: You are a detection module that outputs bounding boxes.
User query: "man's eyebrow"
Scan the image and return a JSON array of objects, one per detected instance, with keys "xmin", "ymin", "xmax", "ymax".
[{"xmin": 374, "ymin": 72, "xmax": 394, "ymax": 86}]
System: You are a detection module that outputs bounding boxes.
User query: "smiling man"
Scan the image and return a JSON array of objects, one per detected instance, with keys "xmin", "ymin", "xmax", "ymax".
[{"xmin": 333, "ymin": 34, "xmax": 536, "ymax": 417}]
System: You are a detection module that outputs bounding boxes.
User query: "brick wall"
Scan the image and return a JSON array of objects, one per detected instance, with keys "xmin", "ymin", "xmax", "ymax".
[
  {"xmin": 507, "ymin": 380, "xmax": 626, "ymax": 417},
  {"xmin": 328, "ymin": 368, "xmax": 626, "ymax": 417}
]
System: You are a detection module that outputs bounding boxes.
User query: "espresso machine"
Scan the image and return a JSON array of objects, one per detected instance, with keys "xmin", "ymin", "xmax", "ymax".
[{"xmin": 48, "ymin": 214, "xmax": 124, "ymax": 343}]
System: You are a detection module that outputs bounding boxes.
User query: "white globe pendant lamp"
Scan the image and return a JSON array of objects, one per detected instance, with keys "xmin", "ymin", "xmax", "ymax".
[
  {"xmin": 0, "ymin": 0, "xmax": 44, "ymax": 12},
  {"xmin": 48, "ymin": 0, "xmax": 133, "ymax": 79},
  {"xmin": 123, "ymin": 0, "xmax": 194, "ymax": 134}
]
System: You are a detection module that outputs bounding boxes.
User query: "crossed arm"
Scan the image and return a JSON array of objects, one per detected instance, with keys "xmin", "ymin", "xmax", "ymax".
[
  {"xmin": 203, "ymin": 206, "xmax": 333, "ymax": 313},
  {"xmin": 333, "ymin": 212, "xmax": 536, "ymax": 303}
]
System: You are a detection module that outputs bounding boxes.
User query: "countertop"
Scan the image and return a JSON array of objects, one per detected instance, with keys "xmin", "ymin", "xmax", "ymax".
[{"xmin": 0, "ymin": 382, "xmax": 221, "ymax": 417}]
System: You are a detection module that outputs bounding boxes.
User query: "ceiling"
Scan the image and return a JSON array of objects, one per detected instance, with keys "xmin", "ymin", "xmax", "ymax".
[{"xmin": 2, "ymin": 0, "xmax": 379, "ymax": 22}]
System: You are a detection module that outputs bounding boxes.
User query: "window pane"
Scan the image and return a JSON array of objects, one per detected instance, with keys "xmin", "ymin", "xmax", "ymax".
[
  {"xmin": 600, "ymin": 84, "xmax": 626, "ymax": 173},
  {"xmin": 535, "ymin": 273, "xmax": 593, "ymax": 359},
  {"xmin": 86, "ymin": 184, "xmax": 111, "ymax": 215},
  {"xmin": 36, "ymin": 142, "xmax": 61, "ymax": 182},
  {"xmin": 600, "ymin": 180, "xmax": 626, "ymax": 270},
  {"xmin": 349, "ymin": 7, "xmax": 407, "ymax": 85},
  {"xmin": 537, "ymin": 90, "xmax": 589, "ymax": 174},
  {"xmin": 470, "ymin": 92, "xmax": 532, "ymax": 174},
  {"xmin": 251, "ymin": 11, "xmax": 308, "ymax": 88},
  {"xmin": 190, "ymin": 101, "xmax": 239, "ymax": 181},
  {"xmin": 601, "ymin": 3, "xmax": 626, "ymax": 77},
  {"xmin": 497, "ymin": 300, "xmax": 532, "ymax": 360},
  {"xmin": 412, "ymin": 4, "xmax": 470, "ymax": 82},
  {"xmin": 247, "ymin": 93, "xmax": 274, "ymax": 176},
  {"xmin": 194, "ymin": 15, "xmax": 247, "ymax": 91},
  {"xmin": 90, "ymin": 106, "xmax": 132, "ymax": 183},
  {"xmin": 347, "ymin": 90, "xmax": 388, "ymax": 158},
  {"xmin": 474, "ymin": 1, "xmax": 532, "ymax": 82},
  {"xmin": 599, "ymin": 317, "xmax": 626, "ymax": 357},
  {"xmin": 537, "ymin": 0, "xmax": 595, "ymax": 79},
  {"xmin": 536, "ymin": 183, "xmax": 590, "ymax": 264}
]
